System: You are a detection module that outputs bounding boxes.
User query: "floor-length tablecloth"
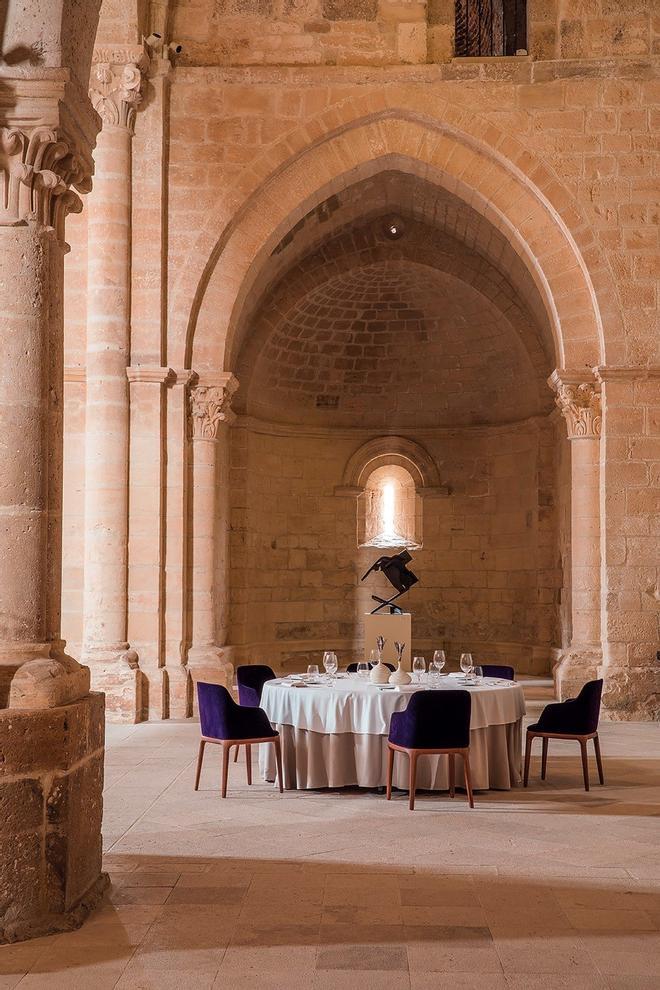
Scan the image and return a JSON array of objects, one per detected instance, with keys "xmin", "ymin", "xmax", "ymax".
[{"xmin": 259, "ymin": 674, "xmax": 526, "ymax": 791}]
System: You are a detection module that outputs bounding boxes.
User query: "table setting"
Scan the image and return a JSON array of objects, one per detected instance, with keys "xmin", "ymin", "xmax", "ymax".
[{"xmin": 259, "ymin": 650, "xmax": 526, "ymax": 792}]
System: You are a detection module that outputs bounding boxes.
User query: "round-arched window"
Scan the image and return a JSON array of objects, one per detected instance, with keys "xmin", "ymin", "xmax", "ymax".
[{"xmin": 361, "ymin": 464, "xmax": 419, "ymax": 548}]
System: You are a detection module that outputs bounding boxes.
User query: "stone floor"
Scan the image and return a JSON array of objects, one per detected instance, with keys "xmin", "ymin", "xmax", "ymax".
[{"xmin": 1, "ymin": 713, "xmax": 659, "ymax": 989}]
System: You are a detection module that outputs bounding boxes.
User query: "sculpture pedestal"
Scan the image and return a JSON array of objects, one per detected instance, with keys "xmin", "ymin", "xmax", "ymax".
[{"xmin": 364, "ymin": 613, "xmax": 412, "ymax": 669}]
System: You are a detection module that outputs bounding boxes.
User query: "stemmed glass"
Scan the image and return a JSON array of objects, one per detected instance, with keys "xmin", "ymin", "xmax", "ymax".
[
  {"xmin": 412, "ymin": 656, "xmax": 426, "ymax": 684},
  {"xmin": 323, "ymin": 651, "xmax": 338, "ymax": 685},
  {"xmin": 460, "ymin": 652, "xmax": 473, "ymax": 681},
  {"xmin": 433, "ymin": 650, "xmax": 446, "ymax": 675}
]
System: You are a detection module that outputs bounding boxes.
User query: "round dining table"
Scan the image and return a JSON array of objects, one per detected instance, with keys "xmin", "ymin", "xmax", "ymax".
[{"xmin": 259, "ymin": 672, "xmax": 526, "ymax": 792}]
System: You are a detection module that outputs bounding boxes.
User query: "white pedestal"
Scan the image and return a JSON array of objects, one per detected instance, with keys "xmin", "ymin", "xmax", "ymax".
[{"xmin": 363, "ymin": 613, "xmax": 412, "ymax": 670}]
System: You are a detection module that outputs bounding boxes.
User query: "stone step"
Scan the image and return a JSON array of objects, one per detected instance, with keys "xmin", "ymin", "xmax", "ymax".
[{"xmin": 517, "ymin": 675, "xmax": 556, "ymax": 715}]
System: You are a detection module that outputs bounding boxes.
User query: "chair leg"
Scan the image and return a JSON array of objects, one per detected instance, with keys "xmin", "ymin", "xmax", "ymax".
[
  {"xmin": 593, "ymin": 734, "xmax": 605, "ymax": 785},
  {"xmin": 221, "ymin": 742, "xmax": 231, "ymax": 798},
  {"xmin": 463, "ymin": 751, "xmax": 475, "ymax": 809},
  {"xmin": 194, "ymin": 740, "xmax": 206, "ymax": 791},
  {"xmin": 579, "ymin": 738, "xmax": 590, "ymax": 792},
  {"xmin": 449, "ymin": 753, "xmax": 455, "ymax": 798},
  {"xmin": 409, "ymin": 752, "xmax": 418, "ymax": 811},
  {"xmin": 523, "ymin": 732, "xmax": 532, "ymax": 787},
  {"xmin": 273, "ymin": 737, "xmax": 284, "ymax": 793},
  {"xmin": 386, "ymin": 746, "xmax": 394, "ymax": 800},
  {"xmin": 245, "ymin": 744, "xmax": 252, "ymax": 785},
  {"xmin": 541, "ymin": 737, "xmax": 549, "ymax": 780}
]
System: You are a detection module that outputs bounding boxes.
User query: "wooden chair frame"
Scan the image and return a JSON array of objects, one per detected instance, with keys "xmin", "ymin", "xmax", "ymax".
[
  {"xmin": 194, "ymin": 734, "xmax": 283, "ymax": 798},
  {"xmin": 524, "ymin": 729, "xmax": 604, "ymax": 792},
  {"xmin": 386, "ymin": 741, "xmax": 474, "ymax": 810}
]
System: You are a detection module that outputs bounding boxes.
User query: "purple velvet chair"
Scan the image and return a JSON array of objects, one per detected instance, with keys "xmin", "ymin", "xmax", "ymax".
[
  {"xmin": 386, "ymin": 690, "xmax": 474, "ymax": 810},
  {"xmin": 347, "ymin": 661, "xmax": 395, "ymax": 672},
  {"xmin": 236, "ymin": 664, "xmax": 276, "ymax": 707},
  {"xmin": 524, "ymin": 679, "xmax": 604, "ymax": 792},
  {"xmin": 481, "ymin": 664, "xmax": 515, "ymax": 680},
  {"xmin": 194, "ymin": 682, "xmax": 283, "ymax": 798},
  {"xmin": 234, "ymin": 664, "xmax": 277, "ymax": 762}
]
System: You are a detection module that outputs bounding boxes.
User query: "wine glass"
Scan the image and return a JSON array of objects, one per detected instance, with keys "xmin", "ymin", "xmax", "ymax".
[
  {"xmin": 356, "ymin": 662, "xmax": 370, "ymax": 681},
  {"xmin": 433, "ymin": 649, "xmax": 446, "ymax": 675},
  {"xmin": 473, "ymin": 665, "xmax": 483, "ymax": 684},
  {"xmin": 413, "ymin": 656, "xmax": 426, "ymax": 684},
  {"xmin": 460, "ymin": 653, "xmax": 473, "ymax": 680},
  {"xmin": 323, "ymin": 651, "xmax": 338, "ymax": 684},
  {"xmin": 307, "ymin": 663, "xmax": 320, "ymax": 683}
]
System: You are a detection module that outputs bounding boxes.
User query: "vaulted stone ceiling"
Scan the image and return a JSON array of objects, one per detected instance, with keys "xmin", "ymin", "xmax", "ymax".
[{"xmin": 234, "ymin": 169, "xmax": 555, "ymax": 428}]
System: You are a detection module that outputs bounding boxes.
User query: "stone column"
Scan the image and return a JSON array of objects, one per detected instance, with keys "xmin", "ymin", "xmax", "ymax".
[
  {"xmin": 187, "ymin": 376, "xmax": 238, "ymax": 693},
  {"xmin": 0, "ymin": 89, "xmax": 107, "ymax": 941},
  {"xmin": 549, "ymin": 371, "xmax": 602, "ymax": 700},
  {"xmin": 126, "ymin": 366, "xmax": 175, "ymax": 719},
  {"xmin": 595, "ymin": 366, "xmax": 660, "ymax": 721},
  {"xmin": 83, "ymin": 49, "xmax": 148, "ymax": 721},
  {"xmin": 0, "ymin": 121, "xmax": 93, "ymax": 706}
]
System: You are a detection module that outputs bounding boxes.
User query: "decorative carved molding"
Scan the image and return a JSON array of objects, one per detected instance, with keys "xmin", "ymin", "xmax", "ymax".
[
  {"xmin": 341, "ymin": 436, "xmax": 443, "ymax": 490},
  {"xmin": 594, "ymin": 365, "xmax": 660, "ymax": 383},
  {"xmin": 89, "ymin": 46, "xmax": 149, "ymax": 133},
  {"xmin": 188, "ymin": 376, "xmax": 239, "ymax": 440},
  {"xmin": 127, "ymin": 366, "xmax": 176, "ymax": 385},
  {"xmin": 549, "ymin": 371, "xmax": 601, "ymax": 440},
  {"xmin": 0, "ymin": 124, "xmax": 90, "ymax": 238}
]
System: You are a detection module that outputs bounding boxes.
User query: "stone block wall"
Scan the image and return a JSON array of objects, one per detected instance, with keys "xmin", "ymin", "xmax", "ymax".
[
  {"xmin": 59, "ymin": 9, "xmax": 659, "ymax": 720},
  {"xmin": 228, "ymin": 417, "xmax": 561, "ymax": 673},
  {"xmin": 0, "ymin": 694, "xmax": 107, "ymax": 943},
  {"xmin": 168, "ymin": 0, "xmax": 659, "ymax": 65}
]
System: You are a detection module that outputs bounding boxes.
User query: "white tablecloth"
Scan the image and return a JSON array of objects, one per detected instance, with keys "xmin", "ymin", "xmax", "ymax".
[
  {"xmin": 260, "ymin": 673, "xmax": 526, "ymax": 792},
  {"xmin": 261, "ymin": 673, "xmax": 525, "ymax": 735}
]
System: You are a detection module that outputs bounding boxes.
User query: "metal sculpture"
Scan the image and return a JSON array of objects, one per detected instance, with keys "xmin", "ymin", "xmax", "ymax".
[{"xmin": 361, "ymin": 549, "xmax": 419, "ymax": 614}]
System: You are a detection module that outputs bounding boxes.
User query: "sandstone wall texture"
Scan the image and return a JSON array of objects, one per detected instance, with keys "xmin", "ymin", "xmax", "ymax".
[
  {"xmin": 0, "ymin": 694, "xmax": 107, "ymax": 943},
  {"xmin": 228, "ymin": 420, "xmax": 560, "ymax": 674},
  {"xmin": 51, "ymin": 0, "xmax": 659, "ymax": 722}
]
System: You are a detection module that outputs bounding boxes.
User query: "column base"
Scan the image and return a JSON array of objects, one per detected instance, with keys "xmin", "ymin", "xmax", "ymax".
[
  {"xmin": 0, "ymin": 694, "xmax": 108, "ymax": 943},
  {"xmin": 0, "ymin": 646, "xmax": 90, "ymax": 710},
  {"xmin": 601, "ymin": 665, "xmax": 660, "ymax": 722},
  {"xmin": 165, "ymin": 663, "xmax": 193, "ymax": 719},
  {"xmin": 84, "ymin": 646, "xmax": 143, "ymax": 723},
  {"xmin": 552, "ymin": 647, "xmax": 602, "ymax": 701}
]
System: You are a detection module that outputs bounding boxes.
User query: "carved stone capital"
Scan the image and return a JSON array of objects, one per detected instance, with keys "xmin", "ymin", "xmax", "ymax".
[
  {"xmin": 188, "ymin": 376, "xmax": 239, "ymax": 440},
  {"xmin": 89, "ymin": 46, "xmax": 149, "ymax": 133},
  {"xmin": 0, "ymin": 124, "xmax": 89, "ymax": 239},
  {"xmin": 548, "ymin": 371, "xmax": 601, "ymax": 440}
]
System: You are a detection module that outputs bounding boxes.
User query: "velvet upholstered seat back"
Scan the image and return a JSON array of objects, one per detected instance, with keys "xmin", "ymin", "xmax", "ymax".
[
  {"xmin": 197, "ymin": 682, "xmax": 277, "ymax": 741},
  {"xmin": 480, "ymin": 664, "xmax": 515, "ymax": 681},
  {"xmin": 536, "ymin": 678, "xmax": 603, "ymax": 735},
  {"xmin": 236, "ymin": 664, "xmax": 276, "ymax": 707},
  {"xmin": 388, "ymin": 690, "xmax": 471, "ymax": 750}
]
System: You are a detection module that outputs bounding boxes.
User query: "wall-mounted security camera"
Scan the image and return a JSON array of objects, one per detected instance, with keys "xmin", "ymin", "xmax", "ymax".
[
  {"xmin": 167, "ymin": 42, "xmax": 183, "ymax": 56},
  {"xmin": 145, "ymin": 32, "xmax": 163, "ymax": 50}
]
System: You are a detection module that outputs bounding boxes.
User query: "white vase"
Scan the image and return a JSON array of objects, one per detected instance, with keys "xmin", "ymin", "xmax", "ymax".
[
  {"xmin": 389, "ymin": 661, "xmax": 411, "ymax": 686},
  {"xmin": 369, "ymin": 660, "xmax": 391, "ymax": 684}
]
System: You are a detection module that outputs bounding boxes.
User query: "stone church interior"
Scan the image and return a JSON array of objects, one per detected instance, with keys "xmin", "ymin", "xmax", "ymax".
[{"xmin": 0, "ymin": 0, "xmax": 658, "ymax": 984}]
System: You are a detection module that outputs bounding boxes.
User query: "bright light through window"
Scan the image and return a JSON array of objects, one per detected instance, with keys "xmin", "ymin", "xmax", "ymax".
[
  {"xmin": 382, "ymin": 482, "xmax": 395, "ymax": 536},
  {"xmin": 360, "ymin": 463, "xmax": 418, "ymax": 549}
]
